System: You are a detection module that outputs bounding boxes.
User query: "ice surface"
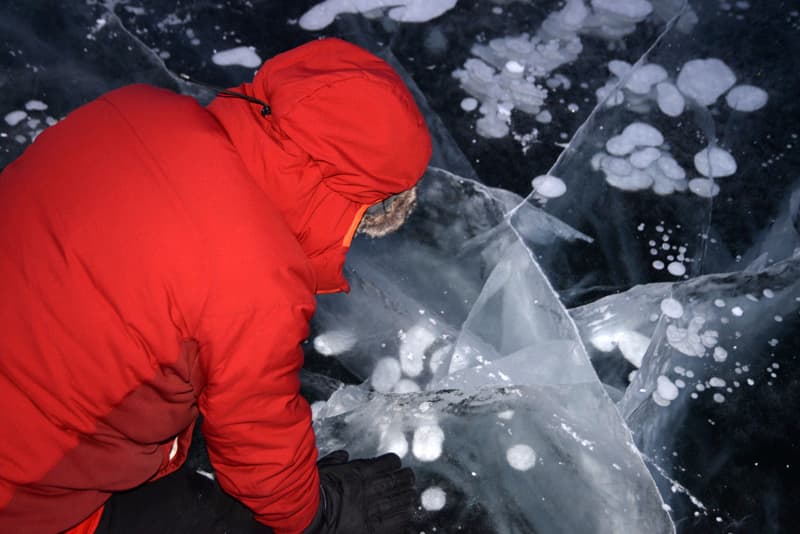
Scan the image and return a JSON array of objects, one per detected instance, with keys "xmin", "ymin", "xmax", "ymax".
[{"xmin": 2, "ymin": 0, "xmax": 799, "ymax": 532}]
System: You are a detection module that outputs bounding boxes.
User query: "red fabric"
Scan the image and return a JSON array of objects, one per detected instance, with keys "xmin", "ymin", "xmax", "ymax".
[
  {"xmin": 63, "ymin": 505, "xmax": 104, "ymax": 534},
  {"xmin": 0, "ymin": 37, "xmax": 431, "ymax": 534}
]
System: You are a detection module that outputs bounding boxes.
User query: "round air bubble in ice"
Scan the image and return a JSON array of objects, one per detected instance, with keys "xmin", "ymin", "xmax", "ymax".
[
  {"xmin": 688, "ymin": 178, "xmax": 721, "ymax": 198},
  {"xmin": 211, "ymin": 46, "xmax": 262, "ymax": 68},
  {"xmin": 622, "ymin": 122, "xmax": 664, "ymax": 147},
  {"xmin": 652, "ymin": 176, "xmax": 676, "ymax": 196},
  {"xmin": 592, "ymin": 0, "xmax": 653, "ymax": 19},
  {"xmin": 605, "ymin": 169, "xmax": 653, "ymax": 191},
  {"xmin": 379, "ymin": 426, "xmax": 409, "ymax": 458},
  {"xmin": 412, "ymin": 424, "xmax": 445, "ymax": 462},
  {"xmin": 667, "ymin": 262, "xmax": 686, "ymax": 276},
  {"xmin": 625, "ymin": 64, "xmax": 668, "ymax": 95},
  {"xmin": 726, "ymin": 85, "xmax": 768, "ymax": 112},
  {"xmin": 4, "ymin": 110, "xmax": 27, "ymax": 126},
  {"xmin": 371, "ymin": 357, "xmax": 402, "ymax": 393},
  {"xmin": 25, "ymin": 100, "xmax": 48, "ymax": 111},
  {"xmin": 677, "ymin": 58, "xmax": 736, "ymax": 106},
  {"xmin": 657, "ymin": 156, "xmax": 686, "ymax": 180},
  {"xmin": 617, "ymin": 330, "xmax": 650, "ymax": 368},
  {"xmin": 313, "ymin": 330, "xmax": 357, "ymax": 355},
  {"xmin": 709, "ymin": 377, "xmax": 726, "ymax": 388},
  {"xmin": 694, "ymin": 147, "xmax": 737, "ymax": 177},
  {"xmin": 660, "ymin": 298, "xmax": 684, "ymax": 319},
  {"xmin": 399, "ymin": 324, "xmax": 436, "ymax": 378},
  {"xmin": 601, "ymin": 156, "xmax": 633, "ymax": 176},
  {"xmin": 532, "ymin": 175, "xmax": 567, "ymax": 198},
  {"xmin": 506, "ymin": 444, "xmax": 537, "ymax": 471},
  {"xmin": 460, "ymin": 97, "xmax": 478, "ymax": 112},
  {"xmin": 657, "ymin": 375, "xmax": 679, "ymax": 400},
  {"xmin": 608, "ymin": 59, "xmax": 631, "ymax": 78},
  {"xmin": 535, "ymin": 110, "xmax": 553, "ymax": 123},
  {"xmin": 421, "ymin": 487, "xmax": 446, "ymax": 511},
  {"xmin": 606, "ymin": 135, "xmax": 636, "ymax": 156},
  {"xmin": 393, "ymin": 379, "xmax": 421, "ymax": 394},
  {"xmin": 629, "ymin": 147, "xmax": 661, "ymax": 168},
  {"xmin": 656, "ymin": 82, "xmax": 685, "ymax": 117},
  {"xmin": 504, "ymin": 60, "xmax": 525, "ymax": 74}
]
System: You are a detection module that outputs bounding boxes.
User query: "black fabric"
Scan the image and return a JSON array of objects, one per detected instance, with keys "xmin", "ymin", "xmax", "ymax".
[
  {"xmin": 304, "ymin": 451, "xmax": 416, "ymax": 534},
  {"xmin": 94, "ymin": 466, "xmax": 273, "ymax": 534}
]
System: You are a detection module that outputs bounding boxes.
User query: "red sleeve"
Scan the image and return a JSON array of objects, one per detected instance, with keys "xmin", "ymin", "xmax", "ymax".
[{"xmin": 198, "ymin": 296, "xmax": 319, "ymax": 533}]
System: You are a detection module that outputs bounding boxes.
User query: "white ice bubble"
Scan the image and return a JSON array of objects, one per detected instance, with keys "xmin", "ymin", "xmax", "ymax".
[
  {"xmin": 617, "ymin": 330, "xmax": 650, "ymax": 368},
  {"xmin": 605, "ymin": 169, "xmax": 653, "ymax": 191},
  {"xmin": 656, "ymin": 82, "xmax": 685, "ymax": 117},
  {"xmin": 731, "ymin": 306, "xmax": 744, "ymax": 317},
  {"xmin": 601, "ymin": 156, "xmax": 633, "ymax": 176},
  {"xmin": 211, "ymin": 46, "xmax": 262, "ymax": 68},
  {"xmin": 694, "ymin": 147, "xmax": 737, "ymax": 177},
  {"xmin": 505, "ymin": 60, "xmax": 525, "ymax": 74},
  {"xmin": 621, "ymin": 122, "xmax": 664, "ymax": 147},
  {"xmin": 25, "ymin": 100, "xmax": 48, "ymax": 111},
  {"xmin": 652, "ymin": 260, "xmax": 665, "ymax": 270},
  {"xmin": 688, "ymin": 178, "xmax": 721, "ymax": 198},
  {"xmin": 657, "ymin": 156, "xmax": 687, "ymax": 180},
  {"xmin": 714, "ymin": 298, "xmax": 726, "ymax": 308},
  {"xmin": 460, "ymin": 97, "xmax": 479, "ymax": 112},
  {"xmin": 726, "ymin": 85, "xmax": 768, "ymax": 112},
  {"xmin": 399, "ymin": 324, "xmax": 436, "ymax": 377},
  {"xmin": 371, "ymin": 357, "xmax": 402, "ymax": 393},
  {"xmin": 676, "ymin": 58, "xmax": 737, "ymax": 106},
  {"xmin": 532, "ymin": 174, "xmax": 567, "ymax": 198},
  {"xmin": 535, "ymin": 110, "xmax": 553, "ymax": 123},
  {"xmin": 667, "ymin": 262, "xmax": 687, "ymax": 276},
  {"xmin": 625, "ymin": 63, "xmax": 668, "ymax": 95},
  {"xmin": 4, "ymin": 110, "xmax": 27, "ymax": 126},
  {"xmin": 593, "ymin": 0, "xmax": 653, "ymax": 19},
  {"xmin": 413, "ymin": 424, "xmax": 445, "ymax": 462},
  {"xmin": 608, "ymin": 59, "xmax": 632, "ymax": 78},
  {"xmin": 629, "ymin": 147, "xmax": 661, "ymax": 169},
  {"xmin": 660, "ymin": 298, "xmax": 684, "ymax": 319},
  {"xmin": 657, "ymin": 375, "xmax": 680, "ymax": 401},
  {"xmin": 421, "ymin": 486, "xmax": 447, "ymax": 511},
  {"xmin": 709, "ymin": 377, "xmax": 726, "ymax": 388},
  {"xmin": 506, "ymin": 444, "xmax": 537, "ymax": 471},
  {"xmin": 313, "ymin": 330, "xmax": 358, "ymax": 355},
  {"xmin": 378, "ymin": 426, "xmax": 409, "ymax": 458},
  {"xmin": 393, "ymin": 378, "xmax": 421, "ymax": 394},
  {"xmin": 300, "ymin": 0, "xmax": 457, "ymax": 30},
  {"xmin": 606, "ymin": 135, "xmax": 636, "ymax": 156},
  {"xmin": 713, "ymin": 393, "xmax": 726, "ymax": 403}
]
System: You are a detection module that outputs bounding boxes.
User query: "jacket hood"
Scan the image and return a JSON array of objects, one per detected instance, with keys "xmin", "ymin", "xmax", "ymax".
[{"xmin": 207, "ymin": 38, "xmax": 432, "ymax": 294}]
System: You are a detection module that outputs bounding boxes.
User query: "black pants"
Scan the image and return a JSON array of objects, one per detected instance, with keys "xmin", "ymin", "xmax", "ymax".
[{"xmin": 94, "ymin": 466, "xmax": 273, "ymax": 534}]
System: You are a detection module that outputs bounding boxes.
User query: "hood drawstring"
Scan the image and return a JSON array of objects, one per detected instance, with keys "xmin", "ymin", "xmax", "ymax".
[{"xmin": 179, "ymin": 73, "xmax": 271, "ymax": 117}]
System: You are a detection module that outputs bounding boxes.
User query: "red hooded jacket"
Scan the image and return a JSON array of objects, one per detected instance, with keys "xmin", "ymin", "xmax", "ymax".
[{"xmin": 0, "ymin": 38, "xmax": 431, "ymax": 533}]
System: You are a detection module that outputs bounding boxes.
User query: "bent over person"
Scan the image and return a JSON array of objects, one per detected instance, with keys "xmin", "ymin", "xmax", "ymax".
[{"xmin": 0, "ymin": 37, "xmax": 432, "ymax": 533}]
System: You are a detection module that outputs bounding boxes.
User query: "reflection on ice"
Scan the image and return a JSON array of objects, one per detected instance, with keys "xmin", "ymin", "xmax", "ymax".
[
  {"xmin": 313, "ymin": 166, "xmax": 672, "ymax": 531},
  {"xmin": 313, "ymin": 386, "xmax": 673, "ymax": 533}
]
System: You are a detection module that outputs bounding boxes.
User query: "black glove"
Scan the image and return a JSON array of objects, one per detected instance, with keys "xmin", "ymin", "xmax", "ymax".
[{"xmin": 303, "ymin": 450, "xmax": 416, "ymax": 534}]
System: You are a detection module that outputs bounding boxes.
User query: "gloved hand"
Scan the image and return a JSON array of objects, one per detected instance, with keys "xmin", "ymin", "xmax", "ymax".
[{"xmin": 303, "ymin": 450, "xmax": 416, "ymax": 534}]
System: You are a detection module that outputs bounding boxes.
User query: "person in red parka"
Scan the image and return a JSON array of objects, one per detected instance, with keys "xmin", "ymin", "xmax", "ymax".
[{"xmin": 0, "ymin": 37, "xmax": 432, "ymax": 534}]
